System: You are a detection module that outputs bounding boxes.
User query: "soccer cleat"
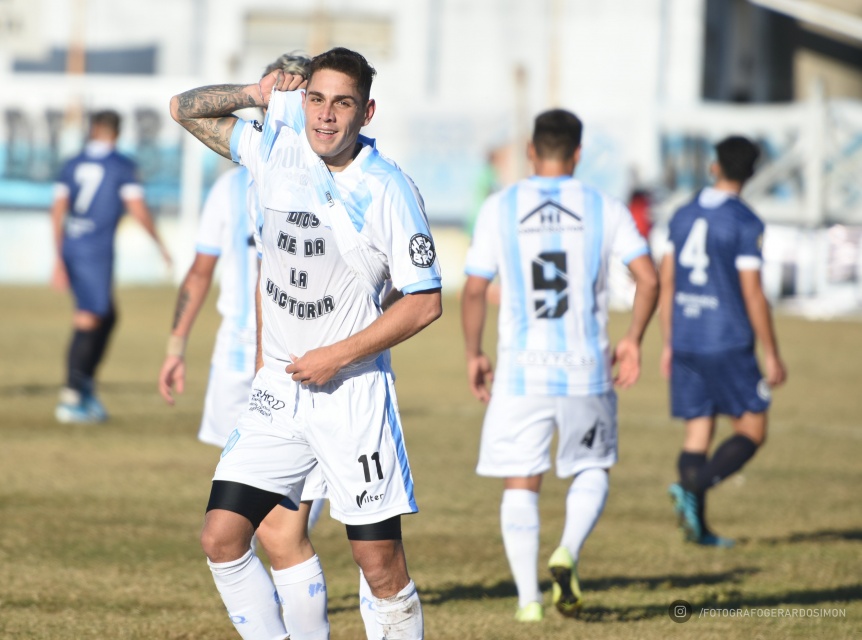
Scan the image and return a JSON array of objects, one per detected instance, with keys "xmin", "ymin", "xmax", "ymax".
[
  {"xmin": 82, "ymin": 392, "xmax": 108, "ymax": 422},
  {"xmin": 696, "ymin": 532, "xmax": 735, "ymax": 548},
  {"xmin": 548, "ymin": 546, "xmax": 582, "ymax": 617},
  {"xmin": 55, "ymin": 388, "xmax": 103, "ymax": 425},
  {"xmin": 668, "ymin": 483, "xmax": 702, "ymax": 542},
  {"xmin": 514, "ymin": 601, "xmax": 544, "ymax": 622}
]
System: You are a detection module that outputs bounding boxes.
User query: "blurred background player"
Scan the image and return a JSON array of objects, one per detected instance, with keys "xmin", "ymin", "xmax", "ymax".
[
  {"xmin": 660, "ymin": 135, "xmax": 788, "ymax": 547},
  {"xmin": 461, "ymin": 109, "xmax": 658, "ymax": 621},
  {"xmin": 52, "ymin": 109, "xmax": 171, "ymax": 424}
]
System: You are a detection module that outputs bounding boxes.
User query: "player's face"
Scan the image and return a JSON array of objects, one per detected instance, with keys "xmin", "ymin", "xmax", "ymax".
[{"xmin": 303, "ymin": 69, "xmax": 375, "ymax": 171}]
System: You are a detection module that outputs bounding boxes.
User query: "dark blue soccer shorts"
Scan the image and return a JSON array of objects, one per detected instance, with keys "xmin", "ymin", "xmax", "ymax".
[
  {"xmin": 65, "ymin": 255, "xmax": 114, "ymax": 316},
  {"xmin": 670, "ymin": 348, "xmax": 771, "ymax": 420}
]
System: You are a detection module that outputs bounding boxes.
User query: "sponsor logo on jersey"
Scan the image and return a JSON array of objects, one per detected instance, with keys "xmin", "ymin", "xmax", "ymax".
[
  {"xmin": 514, "ymin": 351, "xmax": 596, "ymax": 368},
  {"xmin": 674, "ymin": 291, "xmax": 719, "ymax": 318},
  {"xmin": 409, "ymin": 233, "xmax": 436, "ymax": 268},
  {"xmin": 249, "ymin": 388, "xmax": 286, "ymax": 419},
  {"xmin": 518, "ymin": 200, "xmax": 583, "ymax": 233},
  {"xmin": 252, "ymin": 120, "xmax": 263, "ymax": 132},
  {"xmin": 355, "ymin": 489, "xmax": 385, "ymax": 508}
]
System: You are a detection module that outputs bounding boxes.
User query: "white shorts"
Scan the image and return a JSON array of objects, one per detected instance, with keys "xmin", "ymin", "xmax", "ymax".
[
  {"xmin": 476, "ymin": 391, "xmax": 618, "ymax": 478},
  {"xmin": 197, "ymin": 322, "xmax": 256, "ymax": 448},
  {"xmin": 213, "ymin": 362, "xmax": 416, "ymax": 526}
]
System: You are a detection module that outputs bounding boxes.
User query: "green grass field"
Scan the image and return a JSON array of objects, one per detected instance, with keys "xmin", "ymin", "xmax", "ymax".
[{"xmin": 1, "ymin": 285, "xmax": 860, "ymax": 639}]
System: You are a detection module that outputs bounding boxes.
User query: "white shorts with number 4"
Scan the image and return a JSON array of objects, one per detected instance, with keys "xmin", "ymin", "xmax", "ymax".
[
  {"xmin": 213, "ymin": 361, "xmax": 417, "ymax": 526},
  {"xmin": 477, "ymin": 391, "xmax": 618, "ymax": 478}
]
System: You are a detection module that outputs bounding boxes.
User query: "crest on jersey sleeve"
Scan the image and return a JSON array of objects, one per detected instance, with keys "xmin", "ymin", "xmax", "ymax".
[{"xmin": 409, "ymin": 233, "xmax": 436, "ymax": 268}]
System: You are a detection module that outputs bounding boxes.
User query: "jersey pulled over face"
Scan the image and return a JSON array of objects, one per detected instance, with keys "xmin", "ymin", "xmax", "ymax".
[
  {"xmin": 231, "ymin": 91, "xmax": 441, "ymax": 370},
  {"xmin": 465, "ymin": 175, "xmax": 648, "ymax": 397},
  {"xmin": 667, "ymin": 187, "xmax": 765, "ymax": 354}
]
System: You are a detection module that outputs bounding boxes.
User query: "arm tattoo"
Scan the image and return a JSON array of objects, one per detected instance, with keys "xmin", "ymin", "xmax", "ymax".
[
  {"xmin": 172, "ymin": 289, "xmax": 190, "ymax": 330},
  {"xmin": 173, "ymin": 84, "xmax": 259, "ymax": 159}
]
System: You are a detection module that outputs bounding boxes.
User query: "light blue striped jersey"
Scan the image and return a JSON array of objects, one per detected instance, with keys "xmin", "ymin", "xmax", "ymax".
[
  {"xmin": 229, "ymin": 92, "xmax": 441, "ymax": 366},
  {"xmin": 194, "ymin": 166, "xmax": 258, "ymax": 333},
  {"xmin": 465, "ymin": 175, "xmax": 648, "ymax": 396}
]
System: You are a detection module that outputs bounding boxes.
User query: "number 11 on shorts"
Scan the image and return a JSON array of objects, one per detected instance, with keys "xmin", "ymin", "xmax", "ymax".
[{"xmin": 358, "ymin": 452, "xmax": 383, "ymax": 482}]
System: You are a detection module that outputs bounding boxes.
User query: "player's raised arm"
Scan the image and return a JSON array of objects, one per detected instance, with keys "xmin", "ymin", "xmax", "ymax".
[{"xmin": 170, "ymin": 71, "xmax": 306, "ymax": 158}]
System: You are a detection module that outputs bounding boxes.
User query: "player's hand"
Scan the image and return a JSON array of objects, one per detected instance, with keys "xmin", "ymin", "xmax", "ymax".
[
  {"xmin": 660, "ymin": 344, "xmax": 672, "ymax": 380},
  {"xmin": 466, "ymin": 352, "xmax": 494, "ymax": 403},
  {"xmin": 158, "ymin": 355, "xmax": 186, "ymax": 405},
  {"xmin": 257, "ymin": 70, "xmax": 307, "ymax": 106},
  {"xmin": 612, "ymin": 337, "xmax": 641, "ymax": 389},
  {"xmin": 51, "ymin": 261, "xmax": 69, "ymax": 292},
  {"xmin": 764, "ymin": 352, "xmax": 787, "ymax": 388},
  {"xmin": 286, "ymin": 348, "xmax": 344, "ymax": 387}
]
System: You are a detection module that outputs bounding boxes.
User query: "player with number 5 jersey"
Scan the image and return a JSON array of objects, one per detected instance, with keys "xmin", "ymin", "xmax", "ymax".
[
  {"xmin": 462, "ymin": 109, "xmax": 659, "ymax": 622},
  {"xmin": 660, "ymin": 136, "xmax": 787, "ymax": 549}
]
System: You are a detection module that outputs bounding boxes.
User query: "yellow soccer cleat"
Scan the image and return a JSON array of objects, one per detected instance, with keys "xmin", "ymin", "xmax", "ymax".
[
  {"xmin": 548, "ymin": 546, "xmax": 583, "ymax": 617},
  {"xmin": 514, "ymin": 601, "xmax": 544, "ymax": 622}
]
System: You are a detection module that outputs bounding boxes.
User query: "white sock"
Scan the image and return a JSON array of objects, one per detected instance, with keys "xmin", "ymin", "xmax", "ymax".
[
  {"xmin": 560, "ymin": 468, "xmax": 609, "ymax": 561},
  {"xmin": 358, "ymin": 569, "xmax": 383, "ymax": 639},
  {"xmin": 307, "ymin": 498, "xmax": 325, "ymax": 532},
  {"xmin": 375, "ymin": 579, "xmax": 423, "ymax": 640},
  {"xmin": 271, "ymin": 554, "xmax": 329, "ymax": 640},
  {"xmin": 500, "ymin": 489, "xmax": 541, "ymax": 608},
  {"xmin": 207, "ymin": 548, "xmax": 286, "ymax": 640}
]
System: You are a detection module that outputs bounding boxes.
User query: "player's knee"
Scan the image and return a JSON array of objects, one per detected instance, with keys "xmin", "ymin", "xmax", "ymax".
[
  {"xmin": 200, "ymin": 519, "xmax": 246, "ymax": 563},
  {"xmin": 348, "ymin": 517, "xmax": 408, "ymax": 596}
]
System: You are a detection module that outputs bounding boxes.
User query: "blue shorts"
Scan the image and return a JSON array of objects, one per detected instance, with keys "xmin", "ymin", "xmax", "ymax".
[
  {"xmin": 670, "ymin": 349, "xmax": 770, "ymax": 420},
  {"xmin": 64, "ymin": 254, "xmax": 114, "ymax": 316}
]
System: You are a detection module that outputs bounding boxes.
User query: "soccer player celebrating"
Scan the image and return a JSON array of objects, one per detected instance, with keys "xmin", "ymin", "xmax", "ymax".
[
  {"xmin": 660, "ymin": 136, "xmax": 787, "ymax": 547},
  {"xmin": 52, "ymin": 110, "xmax": 171, "ymax": 423},
  {"xmin": 461, "ymin": 109, "xmax": 659, "ymax": 621},
  {"xmin": 171, "ymin": 47, "xmax": 441, "ymax": 639}
]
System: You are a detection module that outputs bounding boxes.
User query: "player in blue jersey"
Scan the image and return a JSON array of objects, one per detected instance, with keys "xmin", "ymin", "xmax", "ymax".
[
  {"xmin": 51, "ymin": 110, "xmax": 171, "ymax": 424},
  {"xmin": 462, "ymin": 109, "xmax": 659, "ymax": 621},
  {"xmin": 659, "ymin": 136, "xmax": 787, "ymax": 547}
]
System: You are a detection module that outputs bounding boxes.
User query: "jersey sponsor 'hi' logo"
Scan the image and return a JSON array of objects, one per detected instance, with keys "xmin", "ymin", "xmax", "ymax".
[{"xmin": 409, "ymin": 233, "xmax": 436, "ymax": 268}]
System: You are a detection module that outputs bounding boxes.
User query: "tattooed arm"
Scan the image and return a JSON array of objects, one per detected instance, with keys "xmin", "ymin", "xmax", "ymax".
[
  {"xmin": 170, "ymin": 84, "xmax": 259, "ymax": 159},
  {"xmin": 170, "ymin": 72, "xmax": 308, "ymax": 159},
  {"xmin": 158, "ymin": 252, "xmax": 219, "ymax": 404}
]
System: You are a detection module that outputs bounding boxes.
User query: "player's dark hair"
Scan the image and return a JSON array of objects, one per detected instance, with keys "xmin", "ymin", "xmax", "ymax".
[
  {"xmin": 90, "ymin": 110, "xmax": 121, "ymax": 136},
  {"xmin": 532, "ymin": 109, "xmax": 583, "ymax": 160},
  {"xmin": 309, "ymin": 47, "xmax": 376, "ymax": 102},
  {"xmin": 715, "ymin": 136, "xmax": 760, "ymax": 183},
  {"xmin": 262, "ymin": 51, "xmax": 311, "ymax": 79}
]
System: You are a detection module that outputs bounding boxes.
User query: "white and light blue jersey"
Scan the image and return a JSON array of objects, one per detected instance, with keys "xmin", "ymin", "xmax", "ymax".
[
  {"xmin": 667, "ymin": 187, "xmax": 764, "ymax": 354},
  {"xmin": 465, "ymin": 176, "xmax": 648, "ymax": 397},
  {"xmin": 230, "ymin": 91, "xmax": 441, "ymax": 369},
  {"xmin": 194, "ymin": 166, "xmax": 258, "ymax": 335}
]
